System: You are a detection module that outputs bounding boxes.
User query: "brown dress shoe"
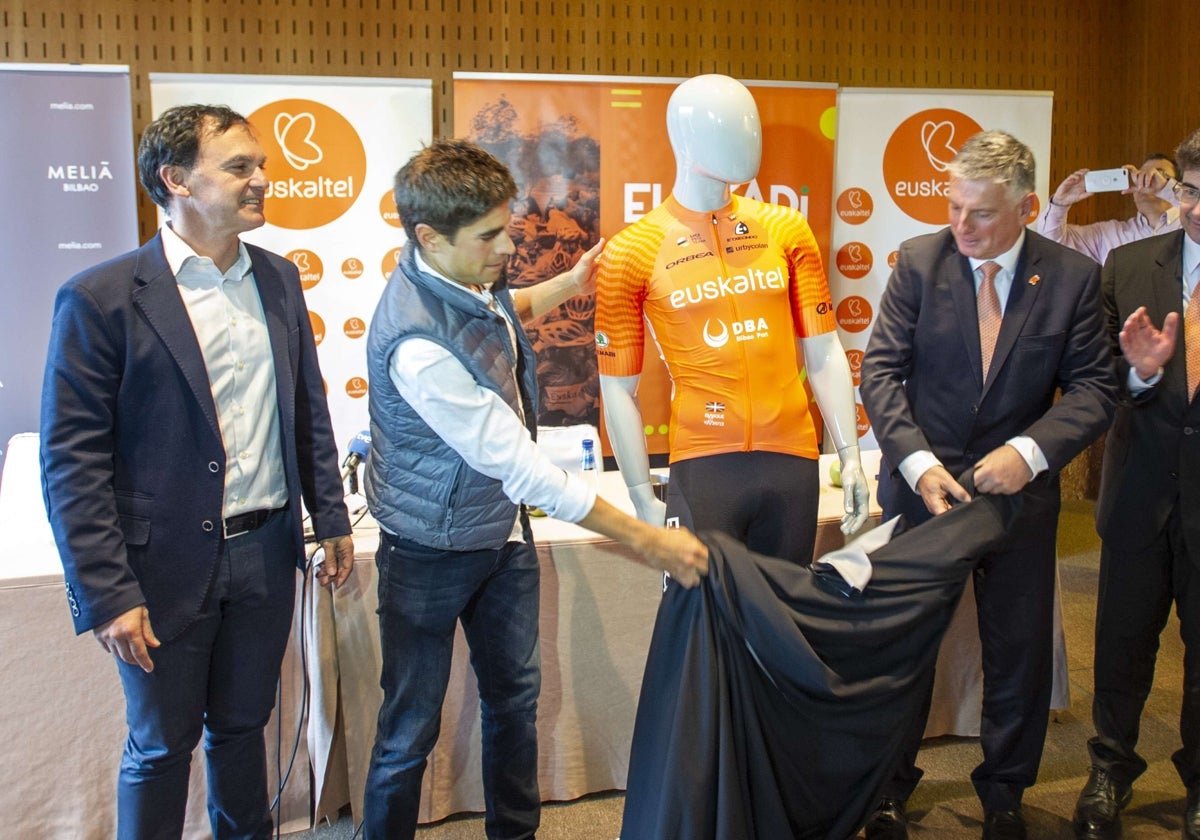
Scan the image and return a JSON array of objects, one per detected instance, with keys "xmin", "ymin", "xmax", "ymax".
[
  {"xmin": 1073, "ymin": 766, "xmax": 1132, "ymax": 839},
  {"xmin": 864, "ymin": 798, "xmax": 908, "ymax": 840},
  {"xmin": 983, "ymin": 809, "xmax": 1027, "ymax": 840}
]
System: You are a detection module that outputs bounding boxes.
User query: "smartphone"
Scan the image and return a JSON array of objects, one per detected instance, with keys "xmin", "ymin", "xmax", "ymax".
[{"xmin": 1084, "ymin": 168, "xmax": 1130, "ymax": 193}]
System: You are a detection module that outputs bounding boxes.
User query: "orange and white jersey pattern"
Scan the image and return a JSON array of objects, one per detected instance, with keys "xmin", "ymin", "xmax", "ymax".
[{"xmin": 595, "ymin": 194, "xmax": 836, "ymax": 463}]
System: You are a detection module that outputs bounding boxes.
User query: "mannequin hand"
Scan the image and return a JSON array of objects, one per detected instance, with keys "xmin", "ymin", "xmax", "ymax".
[
  {"xmin": 629, "ymin": 481, "xmax": 667, "ymax": 526},
  {"xmin": 838, "ymin": 459, "xmax": 870, "ymax": 535}
]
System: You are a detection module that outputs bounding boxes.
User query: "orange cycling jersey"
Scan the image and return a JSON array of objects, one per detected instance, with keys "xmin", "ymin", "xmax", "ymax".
[{"xmin": 595, "ymin": 194, "xmax": 837, "ymax": 463}]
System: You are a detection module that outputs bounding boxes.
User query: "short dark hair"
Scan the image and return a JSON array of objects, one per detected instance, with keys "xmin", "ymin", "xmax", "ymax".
[
  {"xmin": 393, "ymin": 139, "xmax": 517, "ymax": 244},
  {"xmin": 137, "ymin": 104, "xmax": 249, "ymax": 210},
  {"xmin": 1143, "ymin": 153, "xmax": 1178, "ymax": 180},
  {"xmin": 1176, "ymin": 129, "xmax": 1200, "ymax": 178}
]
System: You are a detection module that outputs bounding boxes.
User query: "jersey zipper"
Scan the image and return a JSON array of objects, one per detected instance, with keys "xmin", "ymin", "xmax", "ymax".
[{"xmin": 711, "ymin": 211, "xmax": 754, "ymax": 452}]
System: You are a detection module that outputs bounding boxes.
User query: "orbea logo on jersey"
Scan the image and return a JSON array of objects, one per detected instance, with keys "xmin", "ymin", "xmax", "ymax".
[
  {"xmin": 836, "ymin": 296, "xmax": 874, "ymax": 333},
  {"xmin": 669, "ymin": 265, "xmax": 786, "ymax": 310},
  {"xmin": 248, "ymin": 99, "xmax": 367, "ymax": 229},
  {"xmin": 836, "ymin": 242, "xmax": 873, "ymax": 280},
  {"xmin": 836, "ymin": 188, "xmax": 874, "ymax": 225},
  {"xmin": 883, "ymin": 109, "xmax": 983, "ymax": 224}
]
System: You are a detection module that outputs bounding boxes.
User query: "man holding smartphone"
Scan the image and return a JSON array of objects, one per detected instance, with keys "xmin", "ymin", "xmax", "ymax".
[{"xmin": 1040, "ymin": 153, "xmax": 1180, "ymax": 266}]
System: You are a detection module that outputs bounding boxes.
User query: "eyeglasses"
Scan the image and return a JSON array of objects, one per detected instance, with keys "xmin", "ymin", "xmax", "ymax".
[{"xmin": 1174, "ymin": 182, "xmax": 1200, "ymax": 206}]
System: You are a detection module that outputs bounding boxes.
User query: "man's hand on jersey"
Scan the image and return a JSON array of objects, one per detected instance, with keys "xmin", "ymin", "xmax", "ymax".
[
  {"xmin": 973, "ymin": 444, "xmax": 1033, "ymax": 495},
  {"xmin": 569, "ymin": 238, "xmax": 605, "ymax": 296},
  {"xmin": 915, "ymin": 464, "xmax": 971, "ymax": 516},
  {"xmin": 838, "ymin": 457, "xmax": 870, "ymax": 535}
]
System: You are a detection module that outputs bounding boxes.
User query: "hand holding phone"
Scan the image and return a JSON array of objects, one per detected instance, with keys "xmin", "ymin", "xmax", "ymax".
[{"xmin": 1084, "ymin": 168, "xmax": 1131, "ymax": 193}]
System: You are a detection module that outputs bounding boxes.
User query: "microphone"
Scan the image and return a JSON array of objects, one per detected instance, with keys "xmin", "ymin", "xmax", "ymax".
[{"xmin": 341, "ymin": 430, "xmax": 371, "ymax": 494}]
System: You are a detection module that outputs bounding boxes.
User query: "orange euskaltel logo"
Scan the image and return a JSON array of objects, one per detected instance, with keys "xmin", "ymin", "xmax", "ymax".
[
  {"xmin": 835, "ymin": 241, "xmax": 873, "ymax": 280},
  {"xmin": 835, "ymin": 295, "xmax": 874, "ymax": 333},
  {"xmin": 882, "ymin": 109, "xmax": 983, "ymax": 225},
  {"xmin": 248, "ymin": 99, "xmax": 367, "ymax": 229}
]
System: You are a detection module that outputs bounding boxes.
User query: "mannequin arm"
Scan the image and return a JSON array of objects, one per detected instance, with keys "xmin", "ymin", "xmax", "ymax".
[
  {"xmin": 599, "ymin": 374, "xmax": 666, "ymax": 525},
  {"xmin": 800, "ymin": 332, "xmax": 870, "ymax": 534}
]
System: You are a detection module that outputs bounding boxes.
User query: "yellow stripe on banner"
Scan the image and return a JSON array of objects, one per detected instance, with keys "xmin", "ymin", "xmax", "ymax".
[
  {"xmin": 610, "ymin": 102, "xmax": 643, "ymax": 108},
  {"xmin": 609, "ymin": 88, "xmax": 643, "ymax": 95}
]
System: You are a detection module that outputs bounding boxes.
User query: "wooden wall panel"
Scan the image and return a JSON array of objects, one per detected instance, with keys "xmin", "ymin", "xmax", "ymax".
[{"xmin": 1, "ymin": 0, "xmax": 1194, "ymax": 243}]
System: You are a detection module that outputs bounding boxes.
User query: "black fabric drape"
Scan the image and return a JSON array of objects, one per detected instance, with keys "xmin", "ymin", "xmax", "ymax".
[{"xmin": 621, "ymin": 483, "xmax": 1023, "ymax": 840}]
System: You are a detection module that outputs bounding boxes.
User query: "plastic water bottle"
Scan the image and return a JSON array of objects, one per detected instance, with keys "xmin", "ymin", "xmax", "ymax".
[{"xmin": 580, "ymin": 438, "xmax": 598, "ymax": 489}]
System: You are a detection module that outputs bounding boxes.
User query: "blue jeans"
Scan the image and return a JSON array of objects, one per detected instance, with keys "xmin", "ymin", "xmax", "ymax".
[
  {"xmin": 115, "ymin": 509, "xmax": 296, "ymax": 840},
  {"xmin": 363, "ymin": 529, "xmax": 541, "ymax": 840}
]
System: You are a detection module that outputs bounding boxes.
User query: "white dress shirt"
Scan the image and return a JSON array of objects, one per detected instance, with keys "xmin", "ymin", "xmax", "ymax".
[
  {"xmin": 898, "ymin": 230, "xmax": 1049, "ymax": 492},
  {"xmin": 162, "ymin": 224, "xmax": 287, "ymax": 518},
  {"xmin": 387, "ymin": 252, "xmax": 595, "ymax": 543}
]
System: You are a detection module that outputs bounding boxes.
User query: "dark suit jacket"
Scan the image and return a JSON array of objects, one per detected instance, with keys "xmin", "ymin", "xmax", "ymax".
[
  {"xmin": 1095, "ymin": 230, "xmax": 1200, "ymax": 560},
  {"xmin": 860, "ymin": 227, "xmax": 1117, "ymax": 522},
  {"xmin": 40, "ymin": 232, "xmax": 351, "ymax": 640}
]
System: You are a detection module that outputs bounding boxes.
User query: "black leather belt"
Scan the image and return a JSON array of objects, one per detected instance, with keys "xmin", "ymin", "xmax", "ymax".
[{"xmin": 223, "ymin": 507, "xmax": 281, "ymax": 539}]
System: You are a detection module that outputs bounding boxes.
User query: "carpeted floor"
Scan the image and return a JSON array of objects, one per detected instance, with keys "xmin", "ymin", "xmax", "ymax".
[{"xmin": 295, "ymin": 499, "xmax": 1191, "ymax": 839}]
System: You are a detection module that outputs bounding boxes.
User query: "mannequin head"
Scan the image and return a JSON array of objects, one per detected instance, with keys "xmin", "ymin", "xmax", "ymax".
[{"xmin": 666, "ymin": 74, "xmax": 762, "ymax": 212}]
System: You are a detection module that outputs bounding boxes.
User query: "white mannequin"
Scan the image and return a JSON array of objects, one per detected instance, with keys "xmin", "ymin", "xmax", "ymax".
[{"xmin": 599, "ymin": 74, "xmax": 869, "ymax": 535}]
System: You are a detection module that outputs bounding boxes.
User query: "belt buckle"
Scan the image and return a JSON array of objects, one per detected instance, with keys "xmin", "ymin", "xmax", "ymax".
[{"xmin": 224, "ymin": 515, "xmax": 251, "ymax": 540}]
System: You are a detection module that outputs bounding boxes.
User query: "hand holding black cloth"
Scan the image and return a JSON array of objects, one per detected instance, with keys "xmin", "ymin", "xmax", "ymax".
[{"xmin": 621, "ymin": 473, "xmax": 1022, "ymax": 840}]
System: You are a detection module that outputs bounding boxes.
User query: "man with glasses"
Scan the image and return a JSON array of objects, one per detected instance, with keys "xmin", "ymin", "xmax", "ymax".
[
  {"xmin": 1072, "ymin": 128, "xmax": 1200, "ymax": 840},
  {"xmin": 1040, "ymin": 153, "xmax": 1181, "ymax": 266}
]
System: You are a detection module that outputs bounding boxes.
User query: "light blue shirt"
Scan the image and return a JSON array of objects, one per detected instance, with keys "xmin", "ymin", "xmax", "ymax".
[{"xmin": 162, "ymin": 224, "xmax": 287, "ymax": 519}]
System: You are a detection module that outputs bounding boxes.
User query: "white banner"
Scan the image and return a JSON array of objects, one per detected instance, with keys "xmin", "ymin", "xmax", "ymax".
[
  {"xmin": 150, "ymin": 73, "xmax": 433, "ymax": 459},
  {"xmin": 0, "ymin": 64, "xmax": 138, "ymax": 463},
  {"xmin": 829, "ymin": 89, "xmax": 1054, "ymax": 448}
]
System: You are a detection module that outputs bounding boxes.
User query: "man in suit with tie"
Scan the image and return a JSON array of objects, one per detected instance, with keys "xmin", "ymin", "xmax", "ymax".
[
  {"xmin": 40, "ymin": 104, "xmax": 354, "ymax": 839},
  {"xmin": 860, "ymin": 130, "xmax": 1117, "ymax": 840},
  {"xmin": 1071, "ymin": 127, "xmax": 1200, "ymax": 840}
]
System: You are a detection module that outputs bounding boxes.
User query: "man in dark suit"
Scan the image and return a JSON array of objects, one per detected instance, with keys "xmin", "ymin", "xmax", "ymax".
[
  {"xmin": 1071, "ymin": 127, "xmax": 1200, "ymax": 840},
  {"xmin": 40, "ymin": 104, "xmax": 354, "ymax": 839},
  {"xmin": 860, "ymin": 130, "xmax": 1117, "ymax": 840}
]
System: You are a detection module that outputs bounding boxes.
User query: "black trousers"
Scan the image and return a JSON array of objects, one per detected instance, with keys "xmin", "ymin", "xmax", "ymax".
[{"xmin": 1089, "ymin": 503, "xmax": 1200, "ymax": 792}]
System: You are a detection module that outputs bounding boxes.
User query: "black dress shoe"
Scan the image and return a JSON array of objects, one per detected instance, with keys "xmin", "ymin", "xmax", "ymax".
[
  {"xmin": 983, "ymin": 809, "xmax": 1027, "ymax": 840},
  {"xmin": 1073, "ymin": 766, "xmax": 1132, "ymax": 839},
  {"xmin": 864, "ymin": 798, "xmax": 908, "ymax": 840},
  {"xmin": 1184, "ymin": 789, "xmax": 1200, "ymax": 839}
]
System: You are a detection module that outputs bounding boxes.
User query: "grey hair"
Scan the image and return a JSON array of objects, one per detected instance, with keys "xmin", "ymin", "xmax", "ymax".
[{"xmin": 947, "ymin": 130, "xmax": 1036, "ymax": 199}]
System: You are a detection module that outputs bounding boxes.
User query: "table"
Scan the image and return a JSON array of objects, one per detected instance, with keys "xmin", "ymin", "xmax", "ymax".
[
  {"xmin": 303, "ymin": 453, "xmax": 1070, "ymax": 827},
  {"xmin": 0, "ymin": 433, "xmax": 312, "ymax": 839}
]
